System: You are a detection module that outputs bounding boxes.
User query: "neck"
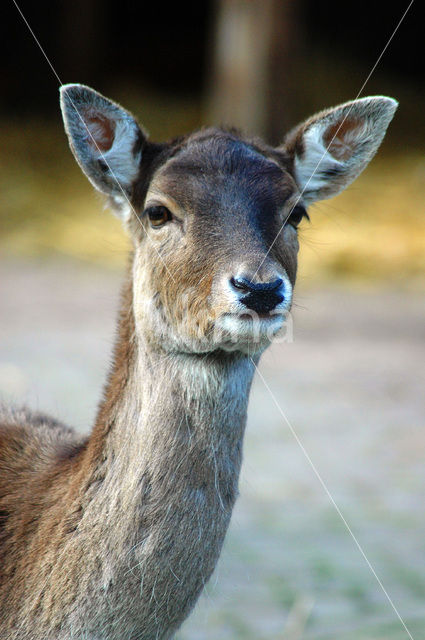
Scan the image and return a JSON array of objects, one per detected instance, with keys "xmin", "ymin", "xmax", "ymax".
[{"xmin": 74, "ymin": 272, "xmax": 256, "ymax": 638}]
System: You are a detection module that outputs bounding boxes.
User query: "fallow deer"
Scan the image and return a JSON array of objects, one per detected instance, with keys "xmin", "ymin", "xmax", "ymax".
[{"xmin": 0, "ymin": 85, "xmax": 397, "ymax": 639}]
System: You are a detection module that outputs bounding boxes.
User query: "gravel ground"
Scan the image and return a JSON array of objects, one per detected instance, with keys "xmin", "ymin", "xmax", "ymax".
[{"xmin": 1, "ymin": 258, "xmax": 424, "ymax": 640}]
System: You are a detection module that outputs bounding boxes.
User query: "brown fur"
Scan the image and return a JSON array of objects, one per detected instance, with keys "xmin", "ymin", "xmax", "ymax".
[
  {"xmin": 0, "ymin": 132, "xmax": 294, "ymax": 639},
  {"xmin": 0, "ymin": 85, "xmax": 396, "ymax": 639}
]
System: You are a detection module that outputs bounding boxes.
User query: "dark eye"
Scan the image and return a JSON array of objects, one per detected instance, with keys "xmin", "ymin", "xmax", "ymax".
[
  {"xmin": 145, "ymin": 205, "xmax": 172, "ymax": 228},
  {"xmin": 287, "ymin": 205, "xmax": 309, "ymax": 228}
]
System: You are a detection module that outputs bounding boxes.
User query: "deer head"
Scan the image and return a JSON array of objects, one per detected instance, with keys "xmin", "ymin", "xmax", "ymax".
[{"xmin": 60, "ymin": 85, "xmax": 397, "ymax": 355}]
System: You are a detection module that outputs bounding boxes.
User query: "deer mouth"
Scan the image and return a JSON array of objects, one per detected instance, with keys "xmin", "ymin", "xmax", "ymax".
[
  {"xmin": 225, "ymin": 312, "xmax": 285, "ymax": 329},
  {"xmin": 213, "ymin": 312, "xmax": 286, "ymax": 348},
  {"xmin": 238, "ymin": 312, "xmax": 283, "ymax": 322}
]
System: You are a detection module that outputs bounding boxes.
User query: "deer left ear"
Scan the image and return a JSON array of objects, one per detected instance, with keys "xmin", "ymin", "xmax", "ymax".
[
  {"xmin": 60, "ymin": 84, "xmax": 146, "ymax": 203},
  {"xmin": 282, "ymin": 96, "xmax": 398, "ymax": 204}
]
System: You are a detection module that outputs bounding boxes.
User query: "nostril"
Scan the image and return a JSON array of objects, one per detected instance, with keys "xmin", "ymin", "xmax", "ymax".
[
  {"xmin": 230, "ymin": 277, "xmax": 251, "ymax": 293},
  {"xmin": 264, "ymin": 278, "xmax": 283, "ymax": 292},
  {"xmin": 230, "ymin": 276, "xmax": 283, "ymax": 293}
]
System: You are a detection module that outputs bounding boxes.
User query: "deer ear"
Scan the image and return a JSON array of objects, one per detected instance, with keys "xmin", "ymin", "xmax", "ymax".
[
  {"xmin": 282, "ymin": 96, "xmax": 398, "ymax": 204},
  {"xmin": 60, "ymin": 84, "xmax": 146, "ymax": 201}
]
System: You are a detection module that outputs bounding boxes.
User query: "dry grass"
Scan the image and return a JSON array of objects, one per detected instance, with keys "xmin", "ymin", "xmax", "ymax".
[
  {"xmin": 298, "ymin": 154, "xmax": 425, "ymax": 287},
  {"xmin": 1, "ymin": 112, "xmax": 424, "ymax": 287}
]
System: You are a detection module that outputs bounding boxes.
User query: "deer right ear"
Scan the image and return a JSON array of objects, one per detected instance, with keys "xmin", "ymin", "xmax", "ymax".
[
  {"xmin": 281, "ymin": 96, "xmax": 398, "ymax": 204},
  {"xmin": 60, "ymin": 84, "xmax": 146, "ymax": 202}
]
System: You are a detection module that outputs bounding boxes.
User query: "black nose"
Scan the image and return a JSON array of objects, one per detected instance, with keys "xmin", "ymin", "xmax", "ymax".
[{"xmin": 230, "ymin": 276, "xmax": 284, "ymax": 313}]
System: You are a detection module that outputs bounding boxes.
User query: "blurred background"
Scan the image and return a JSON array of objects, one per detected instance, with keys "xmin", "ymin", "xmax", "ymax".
[{"xmin": 1, "ymin": 1, "xmax": 424, "ymax": 638}]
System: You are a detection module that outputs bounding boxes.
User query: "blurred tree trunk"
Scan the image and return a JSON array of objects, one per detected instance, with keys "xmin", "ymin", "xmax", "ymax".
[{"xmin": 206, "ymin": 0, "xmax": 300, "ymax": 144}]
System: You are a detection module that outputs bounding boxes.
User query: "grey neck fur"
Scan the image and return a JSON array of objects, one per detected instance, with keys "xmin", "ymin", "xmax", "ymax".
[{"xmin": 66, "ymin": 329, "xmax": 256, "ymax": 639}]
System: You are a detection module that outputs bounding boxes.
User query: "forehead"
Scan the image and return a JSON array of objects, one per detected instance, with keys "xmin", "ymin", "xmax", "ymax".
[{"xmin": 150, "ymin": 134, "xmax": 296, "ymax": 211}]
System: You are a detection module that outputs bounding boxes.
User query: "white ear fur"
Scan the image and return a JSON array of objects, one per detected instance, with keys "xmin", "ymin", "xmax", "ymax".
[
  {"xmin": 60, "ymin": 84, "xmax": 146, "ymax": 203},
  {"xmin": 284, "ymin": 96, "xmax": 398, "ymax": 203}
]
